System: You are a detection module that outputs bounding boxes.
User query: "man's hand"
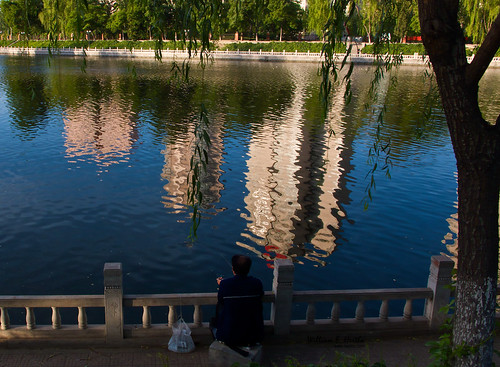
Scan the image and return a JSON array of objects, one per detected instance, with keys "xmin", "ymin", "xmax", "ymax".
[{"xmin": 216, "ymin": 277, "xmax": 223, "ymax": 285}]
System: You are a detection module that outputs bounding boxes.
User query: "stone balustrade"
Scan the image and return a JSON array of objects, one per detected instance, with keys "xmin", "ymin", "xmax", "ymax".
[
  {"xmin": 1, "ymin": 46, "xmax": 499, "ymax": 67},
  {"xmin": 0, "ymin": 255, "xmax": 456, "ymax": 345}
]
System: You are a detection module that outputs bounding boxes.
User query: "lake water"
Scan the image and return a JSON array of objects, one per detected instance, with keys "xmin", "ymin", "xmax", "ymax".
[{"xmin": 0, "ymin": 56, "xmax": 498, "ymax": 309}]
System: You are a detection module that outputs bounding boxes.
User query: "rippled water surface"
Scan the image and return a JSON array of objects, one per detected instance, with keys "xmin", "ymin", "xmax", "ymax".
[{"xmin": 1, "ymin": 56, "xmax": 498, "ymax": 304}]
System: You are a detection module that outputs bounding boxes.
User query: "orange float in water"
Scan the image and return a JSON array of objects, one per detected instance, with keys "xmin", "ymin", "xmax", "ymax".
[{"xmin": 265, "ymin": 245, "xmax": 279, "ymax": 252}]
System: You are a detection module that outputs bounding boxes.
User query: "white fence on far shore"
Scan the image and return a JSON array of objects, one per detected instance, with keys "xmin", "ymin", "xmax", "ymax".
[{"xmin": 1, "ymin": 46, "xmax": 499, "ymax": 67}]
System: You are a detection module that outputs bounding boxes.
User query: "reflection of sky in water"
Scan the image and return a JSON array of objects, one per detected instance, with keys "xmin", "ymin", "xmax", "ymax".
[{"xmin": 0, "ymin": 57, "xmax": 497, "ymax": 304}]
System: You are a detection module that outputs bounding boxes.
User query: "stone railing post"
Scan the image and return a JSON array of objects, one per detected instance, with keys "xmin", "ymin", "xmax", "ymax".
[
  {"xmin": 424, "ymin": 255, "xmax": 454, "ymax": 329},
  {"xmin": 104, "ymin": 263, "xmax": 123, "ymax": 343},
  {"xmin": 271, "ymin": 258, "xmax": 294, "ymax": 335}
]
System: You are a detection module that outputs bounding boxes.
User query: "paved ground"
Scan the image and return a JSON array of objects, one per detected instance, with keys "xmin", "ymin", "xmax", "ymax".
[
  {"xmin": 1, "ymin": 335, "xmax": 500, "ymax": 366},
  {"xmin": 0, "ymin": 335, "xmax": 445, "ymax": 367}
]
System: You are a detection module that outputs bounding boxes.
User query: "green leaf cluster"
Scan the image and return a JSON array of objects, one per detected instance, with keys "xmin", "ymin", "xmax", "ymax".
[
  {"xmin": 460, "ymin": 0, "xmax": 500, "ymax": 43},
  {"xmin": 220, "ymin": 41, "xmax": 345, "ymax": 53},
  {"xmin": 0, "ymin": 0, "xmax": 496, "ymax": 45},
  {"xmin": 361, "ymin": 43, "xmax": 426, "ymax": 55}
]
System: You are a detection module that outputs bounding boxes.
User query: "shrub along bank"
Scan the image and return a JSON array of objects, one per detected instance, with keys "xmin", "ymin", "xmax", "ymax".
[{"xmin": 2, "ymin": 39, "xmax": 496, "ymax": 56}]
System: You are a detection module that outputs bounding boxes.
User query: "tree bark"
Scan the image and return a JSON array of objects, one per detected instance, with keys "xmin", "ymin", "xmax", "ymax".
[{"xmin": 418, "ymin": 0, "xmax": 500, "ymax": 366}]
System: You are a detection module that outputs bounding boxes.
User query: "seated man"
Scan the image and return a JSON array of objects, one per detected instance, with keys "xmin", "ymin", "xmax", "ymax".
[{"xmin": 214, "ymin": 255, "xmax": 264, "ymax": 347}]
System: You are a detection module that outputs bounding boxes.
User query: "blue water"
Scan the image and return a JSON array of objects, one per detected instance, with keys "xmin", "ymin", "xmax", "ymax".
[{"xmin": 1, "ymin": 56, "xmax": 497, "ymax": 321}]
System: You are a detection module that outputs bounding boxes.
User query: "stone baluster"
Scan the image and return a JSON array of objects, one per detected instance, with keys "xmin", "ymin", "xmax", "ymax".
[
  {"xmin": 0, "ymin": 307, "xmax": 10, "ymax": 330},
  {"xmin": 306, "ymin": 303, "xmax": 316, "ymax": 325},
  {"xmin": 51, "ymin": 307, "xmax": 61, "ymax": 329},
  {"xmin": 26, "ymin": 307, "xmax": 35, "ymax": 330},
  {"xmin": 331, "ymin": 302, "xmax": 340, "ymax": 323},
  {"xmin": 193, "ymin": 305, "xmax": 202, "ymax": 327},
  {"xmin": 78, "ymin": 307, "xmax": 87, "ymax": 329},
  {"xmin": 355, "ymin": 301, "xmax": 365, "ymax": 322},
  {"xmin": 104, "ymin": 262, "xmax": 123, "ymax": 343},
  {"xmin": 379, "ymin": 300, "xmax": 389, "ymax": 321},
  {"xmin": 168, "ymin": 305, "xmax": 177, "ymax": 327},
  {"xmin": 142, "ymin": 306, "xmax": 151, "ymax": 328},
  {"xmin": 271, "ymin": 258, "xmax": 294, "ymax": 336},
  {"xmin": 403, "ymin": 299, "xmax": 413, "ymax": 320},
  {"xmin": 424, "ymin": 255, "xmax": 454, "ymax": 329}
]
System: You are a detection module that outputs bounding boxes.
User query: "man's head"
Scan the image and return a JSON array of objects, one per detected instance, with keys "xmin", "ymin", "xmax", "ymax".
[{"xmin": 232, "ymin": 255, "xmax": 252, "ymax": 276}]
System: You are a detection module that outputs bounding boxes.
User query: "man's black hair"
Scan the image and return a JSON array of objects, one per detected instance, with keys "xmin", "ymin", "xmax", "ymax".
[{"xmin": 232, "ymin": 255, "xmax": 252, "ymax": 276}]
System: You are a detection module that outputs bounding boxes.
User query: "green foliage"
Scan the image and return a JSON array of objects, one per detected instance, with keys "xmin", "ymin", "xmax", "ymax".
[
  {"xmin": 425, "ymin": 300, "xmax": 482, "ymax": 367},
  {"xmin": 266, "ymin": 0, "xmax": 303, "ymax": 41},
  {"xmin": 306, "ymin": 0, "xmax": 329, "ymax": 37},
  {"xmin": 361, "ymin": 43, "xmax": 426, "ymax": 55},
  {"xmin": 187, "ymin": 102, "xmax": 211, "ymax": 241},
  {"xmin": 227, "ymin": 0, "xmax": 266, "ymax": 40},
  {"xmin": 13, "ymin": 39, "xmax": 187, "ymax": 50},
  {"xmin": 426, "ymin": 275, "xmax": 498, "ymax": 367},
  {"xmin": 0, "ymin": 0, "xmax": 496, "ymax": 48},
  {"xmin": 171, "ymin": 0, "xmax": 223, "ymax": 61},
  {"xmin": 319, "ymin": 0, "xmax": 355, "ymax": 120},
  {"xmin": 220, "ymin": 41, "xmax": 345, "ymax": 53},
  {"xmin": 461, "ymin": 0, "xmax": 500, "ymax": 43},
  {"xmin": 0, "ymin": 0, "xmax": 43, "ymax": 36}
]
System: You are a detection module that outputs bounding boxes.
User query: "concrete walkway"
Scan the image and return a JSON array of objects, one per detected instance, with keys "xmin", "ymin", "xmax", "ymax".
[
  {"xmin": 0, "ymin": 335, "xmax": 473, "ymax": 367},
  {"xmin": 1, "ymin": 335, "xmax": 499, "ymax": 366}
]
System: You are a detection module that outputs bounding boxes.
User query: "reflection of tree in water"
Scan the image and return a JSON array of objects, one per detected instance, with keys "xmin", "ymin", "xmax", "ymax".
[
  {"xmin": 161, "ymin": 63, "xmax": 300, "ymax": 223},
  {"xmin": 5, "ymin": 74, "xmax": 50, "ymax": 141},
  {"xmin": 2, "ymin": 59, "xmax": 469, "ymax": 268}
]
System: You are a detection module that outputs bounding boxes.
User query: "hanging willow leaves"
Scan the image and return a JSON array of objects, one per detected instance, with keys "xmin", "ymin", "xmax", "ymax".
[
  {"xmin": 187, "ymin": 103, "xmax": 211, "ymax": 240},
  {"xmin": 164, "ymin": 0, "xmax": 222, "ymax": 239},
  {"xmin": 320, "ymin": 0, "xmax": 355, "ymax": 140},
  {"xmin": 360, "ymin": 42, "xmax": 404, "ymax": 210},
  {"xmin": 319, "ymin": 0, "xmax": 409, "ymax": 210}
]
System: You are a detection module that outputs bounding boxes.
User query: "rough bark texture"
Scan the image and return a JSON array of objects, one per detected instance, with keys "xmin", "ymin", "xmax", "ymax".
[{"xmin": 417, "ymin": 0, "xmax": 500, "ymax": 366}]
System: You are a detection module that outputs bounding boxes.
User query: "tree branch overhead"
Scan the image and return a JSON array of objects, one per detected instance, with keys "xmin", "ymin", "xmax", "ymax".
[{"xmin": 466, "ymin": 12, "xmax": 500, "ymax": 87}]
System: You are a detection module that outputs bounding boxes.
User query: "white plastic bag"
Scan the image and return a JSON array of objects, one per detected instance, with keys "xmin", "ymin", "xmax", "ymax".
[{"xmin": 168, "ymin": 317, "xmax": 195, "ymax": 353}]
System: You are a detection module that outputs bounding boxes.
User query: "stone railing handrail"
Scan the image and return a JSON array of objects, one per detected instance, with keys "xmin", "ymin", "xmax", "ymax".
[
  {"xmin": 0, "ymin": 295, "xmax": 104, "ymax": 331},
  {"xmin": 0, "ymin": 256, "xmax": 456, "ymax": 344},
  {"xmin": 0, "ymin": 295, "xmax": 104, "ymax": 307},
  {"xmin": 122, "ymin": 292, "xmax": 275, "ymax": 329},
  {"xmin": 124, "ymin": 291, "xmax": 275, "ymax": 306},
  {"xmin": 292, "ymin": 287, "xmax": 433, "ymax": 302},
  {"xmin": 292, "ymin": 287, "xmax": 434, "ymax": 326}
]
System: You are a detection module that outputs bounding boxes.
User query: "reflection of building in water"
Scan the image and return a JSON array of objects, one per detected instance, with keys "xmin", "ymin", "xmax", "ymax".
[
  {"xmin": 442, "ymin": 172, "xmax": 458, "ymax": 266},
  {"xmin": 239, "ymin": 64, "xmax": 347, "ymax": 266},
  {"xmin": 442, "ymin": 207, "xmax": 458, "ymax": 266},
  {"xmin": 63, "ymin": 99, "xmax": 138, "ymax": 167},
  {"xmin": 443, "ymin": 173, "xmax": 500, "ymax": 270},
  {"xmin": 160, "ymin": 115, "xmax": 224, "ymax": 215}
]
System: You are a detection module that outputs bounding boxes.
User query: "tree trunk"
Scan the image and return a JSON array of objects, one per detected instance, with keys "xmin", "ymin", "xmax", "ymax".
[{"xmin": 418, "ymin": 0, "xmax": 500, "ymax": 366}]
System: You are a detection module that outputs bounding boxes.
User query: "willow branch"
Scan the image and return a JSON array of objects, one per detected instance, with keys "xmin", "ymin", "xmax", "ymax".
[{"xmin": 466, "ymin": 12, "xmax": 500, "ymax": 87}]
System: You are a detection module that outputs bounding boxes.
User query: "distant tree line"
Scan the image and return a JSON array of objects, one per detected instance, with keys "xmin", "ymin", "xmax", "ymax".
[{"xmin": 0, "ymin": 0, "xmax": 496, "ymax": 44}]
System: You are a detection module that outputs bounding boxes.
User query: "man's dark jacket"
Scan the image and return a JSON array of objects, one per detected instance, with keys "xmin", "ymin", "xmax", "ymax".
[{"xmin": 215, "ymin": 274, "xmax": 264, "ymax": 346}]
